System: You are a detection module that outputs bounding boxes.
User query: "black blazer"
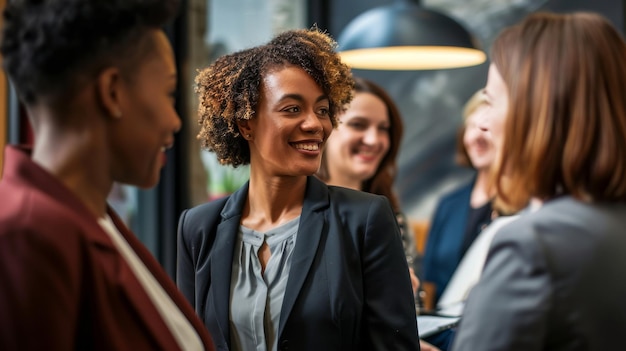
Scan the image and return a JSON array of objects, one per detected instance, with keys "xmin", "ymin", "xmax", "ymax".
[{"xmin": 177, "ymin": 176, "xmax": 419, "ymax": 351}]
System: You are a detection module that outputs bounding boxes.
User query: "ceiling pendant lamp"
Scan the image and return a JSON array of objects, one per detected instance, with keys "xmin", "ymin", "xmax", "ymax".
[{"xmin": 337, "ymin": 0, "xmax": 487, "ymax": 70}]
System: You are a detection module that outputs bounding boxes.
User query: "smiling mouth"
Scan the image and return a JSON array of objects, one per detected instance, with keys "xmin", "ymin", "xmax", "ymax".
[
  {"xmin": 293, "ymin": 143, "xmax": 320, "ymax": 151},
  {"xmin": 353, "ymin": 148, "xmax": 382, "ymax": 159},
  {"xmin": 161, "ymin": 142, "xmax": 175, "ymax": 152}
]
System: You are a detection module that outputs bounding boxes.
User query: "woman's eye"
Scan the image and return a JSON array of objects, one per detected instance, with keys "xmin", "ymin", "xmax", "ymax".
[
  {"xmin": 283, "ymin": 106, "xmax": 300, "ymax": 113},
  {"xmin": 347, "ymin": 122, "xmax": 367, "ymax": 130},
  {"xmin": 317, "ymin": 107, "xmax": 330, "ymax": 116}
]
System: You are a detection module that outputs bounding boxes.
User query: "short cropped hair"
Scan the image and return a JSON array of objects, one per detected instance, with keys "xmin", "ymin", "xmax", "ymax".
[
  {"xmin": 1, "ymin": 0, "xmax": 180, "ymax": 106},
  {"xmin": 491, "ymin": 12, "xmax": 626, "ymax": 212},
  {"xmin": 195, "ymin": 28, "xmax": 354, "ymax": 167}
]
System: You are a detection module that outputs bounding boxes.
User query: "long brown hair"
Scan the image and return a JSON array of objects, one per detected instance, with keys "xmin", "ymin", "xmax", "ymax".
[
  {"xmin": 317, "ymin": 77, "xmax": 403, "ymax": 211},
  {"xmin": 491, "ymin": 12, "xmax": 626, "ymax": 213}
]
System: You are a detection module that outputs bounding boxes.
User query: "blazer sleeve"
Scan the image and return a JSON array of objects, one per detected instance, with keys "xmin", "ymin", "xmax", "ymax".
[
  {"xmin": 451, "ymin": 221, "xmax": 550, "ymax": 351},
  {"xmin": 176, "ymin": 198, "xmax": 226, "ymax": 316},
  {"xmin": 0, "ymin": 227, "xmax": 82, "ymax": 350},
  {"xmin": 359, "ymin": 195, "xmax": 420, "ymax": 351}
]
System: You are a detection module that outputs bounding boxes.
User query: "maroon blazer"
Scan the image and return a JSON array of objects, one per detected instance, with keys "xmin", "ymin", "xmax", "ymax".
[{"xmin": 0, "ymin": 146, "xmax": 214, "ymax": 350}]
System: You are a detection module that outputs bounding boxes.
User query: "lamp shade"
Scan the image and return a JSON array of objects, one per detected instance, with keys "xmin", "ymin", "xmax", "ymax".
[{"xmin": 337, "ymin": 2, "xmax": 486, "ymax": 70}]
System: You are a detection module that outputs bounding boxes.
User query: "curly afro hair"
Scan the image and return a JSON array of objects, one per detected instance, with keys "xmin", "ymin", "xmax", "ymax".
[
  {"xmin": 195, "ymin": 28, "xmax": 354, "ymax": 167},
  {"xmin": 1, "ymin": 0, "xmax": 180, "ymax": 105}
]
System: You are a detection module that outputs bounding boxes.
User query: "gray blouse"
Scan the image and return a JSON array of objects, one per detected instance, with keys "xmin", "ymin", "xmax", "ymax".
[{"xmin": 229, "ymin": 216, "xmax": 300, "ymax": 351}]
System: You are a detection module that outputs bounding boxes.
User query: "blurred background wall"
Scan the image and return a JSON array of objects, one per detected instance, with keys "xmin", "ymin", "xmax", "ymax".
[{"xmin": 324, "ymin": 0, "xmax": 623, "ymax": 220}]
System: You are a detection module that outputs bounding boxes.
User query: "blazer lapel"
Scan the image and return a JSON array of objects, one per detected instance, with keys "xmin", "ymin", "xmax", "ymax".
[
  {"xmin": 210, "ymin": 184, "xmax": 248, "ymax": 346},
  {"xmin": 279, "ymin": 177, "xmax": 329, "ymax": 336},
  {"xmin": 101, "ymin": 210, "xmax": 180, "ymax": 348},
  {"xmin": 7, "ymin": 147, "xmax": 185, "ymax": 348},
  {"xmin": 109, "ymin": 209, "xmax": 215, "ymax": 348}
]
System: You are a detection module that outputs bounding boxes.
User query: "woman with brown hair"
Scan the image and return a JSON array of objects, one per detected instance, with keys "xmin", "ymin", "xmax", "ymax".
[
  {"xmin": 177, "ymin": 29, "xmax": 420, "ymax": 351},
  {"xmin": 452, "ymin": 12, "xmax": 626, "ymax": 351},
  {"xmin": 316, "ymin": 77, "xmax": 441, "ymax": 351},
  {"xmin": 316, "ymin": 77, "xmax": 420, "ymax": 294}
]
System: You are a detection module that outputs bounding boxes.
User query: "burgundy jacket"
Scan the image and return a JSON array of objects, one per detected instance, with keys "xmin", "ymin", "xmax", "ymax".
[{"xmin": 0, "ymin": 146, "xmax": 214, "ymax": 350}]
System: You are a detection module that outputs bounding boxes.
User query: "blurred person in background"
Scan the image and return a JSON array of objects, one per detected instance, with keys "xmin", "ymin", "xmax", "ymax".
[
  {"xmin": 317, "ymin": 76, "xmax": 438, "ymax": 351},
  {"xmin": 452, "ymin": 11, "xmax": 626, "ymax": 351},
  {"xmin": 317, "ymin": 76, "xmax": 420, "ymax": 295},
  {"xmin": 422, "ymin": 89, "xmax": 496, "ymax": 306}
]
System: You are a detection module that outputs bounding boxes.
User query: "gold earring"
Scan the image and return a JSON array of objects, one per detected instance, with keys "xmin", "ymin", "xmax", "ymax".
[
  {"xmin": 113, "ymin": 110, "xmax": 122, "ymax": 118},
  {"xmin": 246, "ymin": 134, "xmax": 251, "ymax": 138}
]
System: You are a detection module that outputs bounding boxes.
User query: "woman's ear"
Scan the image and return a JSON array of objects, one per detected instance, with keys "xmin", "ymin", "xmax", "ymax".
[
  {"xmin": 237, "ymin": 119, "xmax": 253, "ymax": 140},
  {"xmin": 96, "ymin": 67, "xmax": 124, "ymax": 119}
]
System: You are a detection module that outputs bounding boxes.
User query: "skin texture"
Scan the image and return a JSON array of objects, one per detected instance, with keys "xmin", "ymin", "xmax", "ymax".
[
  {"xmin": 30, "ymin": 29, "xmax": 180, "ymax": 218},
  {"xmin": 236, "ymin": 65, "xmax": 332, "ymax": 264},
  {"xmin": 477, "ymin": 64, "xmax": 509, "ymax": 162},
  {"xmin": 463, "ymin": 105, "xmax": 495, "ymax": 174},
  {"xmin": 239, "ymin": 65, "xmax": 331, "ymax": 181},
  {"xmin": 235, "ymin": 65, "xmax": 332, "ymax": 272},
  {"xmin": 109, "ymin": 30, "xmax": 180, "ymax": 189},
  {"xmin": 325, "ymin": 92, "xmax": 390, "ymax": 190},
  {"xmin": 323, "ymin": 89, "xmax": 422, "ymax": 311},
  {"xmin": 464, "ymin": 99, "xmax": 496, "ymax": 208},
  {"xmin": 194, "ymin": 29, "xmax": 354, "ymax": 167}
]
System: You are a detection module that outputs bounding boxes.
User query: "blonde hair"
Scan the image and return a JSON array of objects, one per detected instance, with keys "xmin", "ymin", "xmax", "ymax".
[{"xmin": 455, "ymin": 89, "xmax": 487, "ymax": 167}]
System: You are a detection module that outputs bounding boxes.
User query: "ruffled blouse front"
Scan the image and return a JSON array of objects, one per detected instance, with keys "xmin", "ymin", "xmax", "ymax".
[{"xmin": 229, "ymin": 216, "xmax": 300, "ymax": 351}]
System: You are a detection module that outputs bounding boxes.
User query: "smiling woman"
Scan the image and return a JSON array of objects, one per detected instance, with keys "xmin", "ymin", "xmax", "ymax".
[
  {"xmin": 0, "ymin": 0, "xmax": 214, "ymax": 350},
  {"xmin": 316, "ymin": 76, "xmax": 420, "ymax": 295},
  {"xmin": 239, "ymin": 65, "xmax": 332, "ymax": 177},
  {"xmin": 452, "ymin": 12, "xmax": 626, "ymax": 351},
  {"xmin": 177, "ymin": 28, "xmax": 421, "ymax": 351}
]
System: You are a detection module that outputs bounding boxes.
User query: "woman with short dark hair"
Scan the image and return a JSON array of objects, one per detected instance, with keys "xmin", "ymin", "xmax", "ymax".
[{"xmin": 0, "ymin": 1, "xmax": 215, "ymax": 349}]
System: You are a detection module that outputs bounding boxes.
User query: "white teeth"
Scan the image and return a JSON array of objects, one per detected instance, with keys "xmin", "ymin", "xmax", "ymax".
[{"xmin": 294, "ymin": 143, "xmax": 319, "ymax": 151}]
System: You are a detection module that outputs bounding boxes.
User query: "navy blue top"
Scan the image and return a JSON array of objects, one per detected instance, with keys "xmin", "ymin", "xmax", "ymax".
[{"xmin": 423, "ymin": 179, "xmax": 487, "ymax": 304}]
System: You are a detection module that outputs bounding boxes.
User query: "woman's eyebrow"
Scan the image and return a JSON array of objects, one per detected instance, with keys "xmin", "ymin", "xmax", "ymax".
[{"xmin": 277, "ymin": 94, "xmax": 329, "ymax": 103}]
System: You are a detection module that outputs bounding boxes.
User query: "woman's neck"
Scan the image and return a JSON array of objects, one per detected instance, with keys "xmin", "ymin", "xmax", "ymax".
[
  {"xmin": 243, "ymin": 171, "xmax": 307, "ymax": 232},
  {"xmin": 470, "ymin": 169, "xmax": 492, "ymax": 208},
  {"xmin": 32, "ymin": 120, "xmax": 111, "ymax": 218}
]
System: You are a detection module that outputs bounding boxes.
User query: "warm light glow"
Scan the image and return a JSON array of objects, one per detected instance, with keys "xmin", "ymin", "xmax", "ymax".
[{"xmin": 339, "ymin": 46, "xmax": 487, "ymax": 70}]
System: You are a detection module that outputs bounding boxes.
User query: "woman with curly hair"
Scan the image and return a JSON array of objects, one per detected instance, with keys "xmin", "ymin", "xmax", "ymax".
[
  {"xmin": 0, "ymin": 0, "xmax": 214, "ymax": 350},
  {"xmin": 177, "ymin": 29, "xmax": 420, "ymax": 351}
]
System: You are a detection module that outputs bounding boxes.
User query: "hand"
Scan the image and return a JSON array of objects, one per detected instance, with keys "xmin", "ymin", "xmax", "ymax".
[
  {"xmin": 409, "ymin": 267, "xmax": 420, "ymax": 296},
  {"xmin": 420, "ymin": 339, "xmax": 441, "ymax": 351}
]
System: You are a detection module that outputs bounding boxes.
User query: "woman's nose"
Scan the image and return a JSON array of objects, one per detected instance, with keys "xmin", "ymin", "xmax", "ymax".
[
  {"xmin": 472, "ymin": 108, "xmax": 490, "ymax": 132},
  {"xmin": 362, "ymin": 127, "xmax": 379, "ymax": 145},
  {"xmin": 302, "ymin": 110, "xmax": 323, "ymax": 134}
]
